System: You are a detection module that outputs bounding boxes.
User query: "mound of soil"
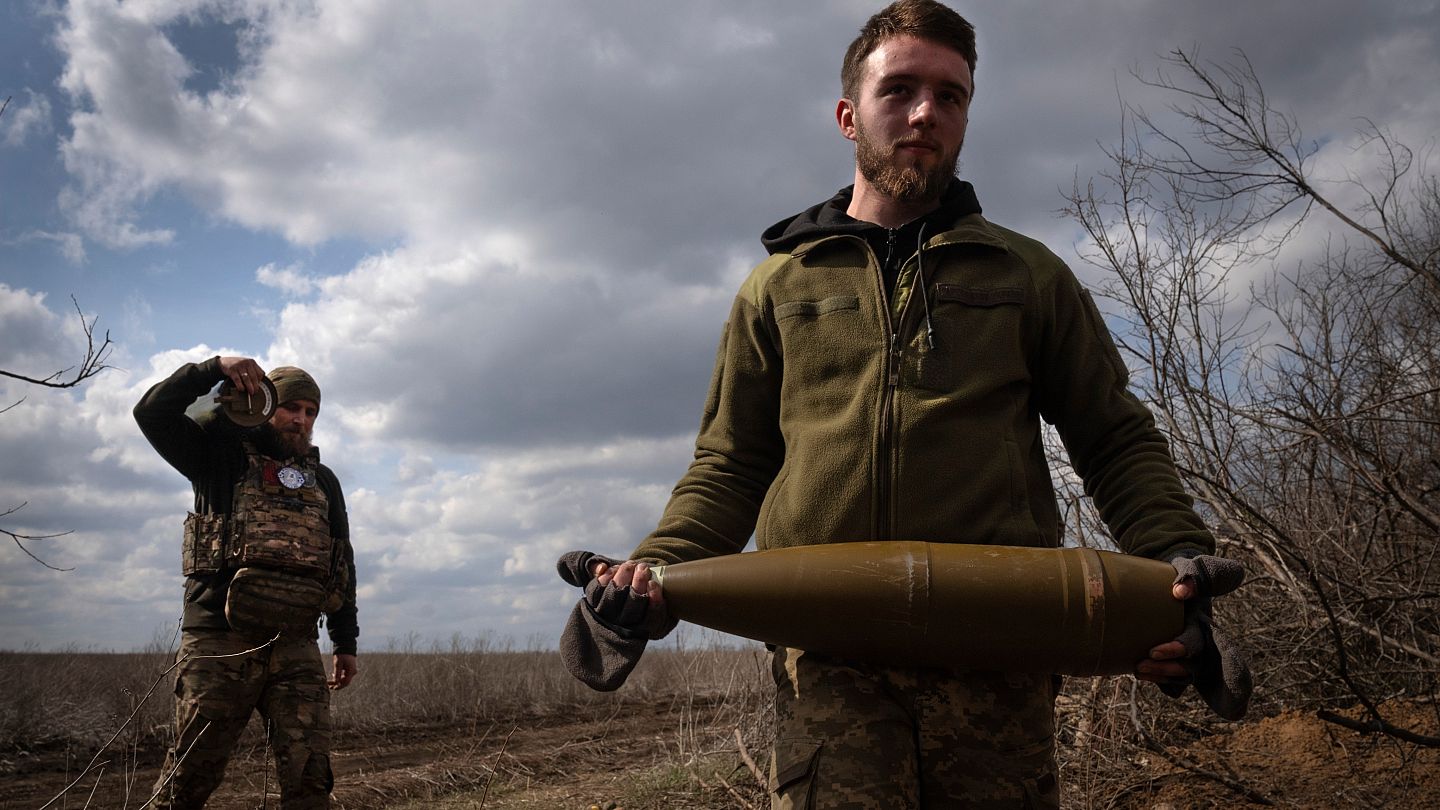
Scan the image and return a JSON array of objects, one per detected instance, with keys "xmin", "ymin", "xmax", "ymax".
[{"xmin": 1118, "ymin": 701, "xmax": 1439, "ymax": 809}]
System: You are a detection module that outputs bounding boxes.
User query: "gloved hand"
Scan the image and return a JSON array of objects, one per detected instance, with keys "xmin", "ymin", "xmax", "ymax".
[
  {"xmin": 1158, "ymin": 552, "xmax": 1252, "ymax": 720},
  {"xmin": 557, "ymin": 551, "xmax": 657, "ymax": 637},
  {"xmin": 556, "ymin": 550, "xmax": 676, "ymax": 692}
]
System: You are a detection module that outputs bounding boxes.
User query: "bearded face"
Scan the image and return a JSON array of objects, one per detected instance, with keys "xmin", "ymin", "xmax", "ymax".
[
  {"xmin": 853, "ymin": 114, "xmax": 962, "ymax": 205},
  {"xmin": 255, "ymin": 421, "xmax": 312, "ymax": 459},
  {"xmin": 843, "ymin": 35, "xmax": 972, "ymax": 211},
  {"xmin": 257, "ymin": 399, "xmax": 318, "ymax": 459},
  {"xmin": 275, "ymin": 422, "xmax": 313, "ymax": 457}
]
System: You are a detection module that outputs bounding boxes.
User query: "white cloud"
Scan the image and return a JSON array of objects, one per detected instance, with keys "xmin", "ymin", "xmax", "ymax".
[
  {"xmin": 255, "ymin": 261, "xmax": 316, "ymax": 296},
  {"xmin": 340, "ymin": 435, "xmax": 686, "ymax": 641},
  {"xmin": 0, "ymin": 89, "xmax": 53, "ymax": 147},
  {"xmin": 51, "ymin": 0, "xmax": 850, "ymax": 261},
  {"xmin": 54, "ymin": 0, "xmax": 194, "ymax": 249},
  {"xmin": 9, "ymin": 230, "xmax": 88, "ymax": 263},
  {"xmin": 260, "ymin": 238, "xmax": 731, "ymax": 451}
]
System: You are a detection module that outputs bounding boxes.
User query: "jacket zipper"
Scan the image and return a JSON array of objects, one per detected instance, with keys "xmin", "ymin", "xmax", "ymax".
[
  {"xmin": 875, "ymin": 230, "xmax": 935, "ymax": 541},
  {"xmin": 876, "ymin": 229, "xmax": 910, "ymax": 541}
]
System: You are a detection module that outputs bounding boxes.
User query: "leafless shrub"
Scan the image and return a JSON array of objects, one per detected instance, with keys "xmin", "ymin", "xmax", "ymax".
[{"xmin": 1059, "ymin": 48, "xmax": 1439, "ymax": 747}]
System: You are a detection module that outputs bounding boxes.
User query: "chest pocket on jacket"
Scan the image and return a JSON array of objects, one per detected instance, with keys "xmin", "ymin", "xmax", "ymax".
[
  {"xmin": 775, "ymin": 295, "xmax": 860, "ymax": 320},
  {"xmin": 913, "ymin": 284, "xmax": 1026, "ymax": 393},
  {"xmin": 774, "ymin": 295, "xmax": 863, "ymax": 395}
]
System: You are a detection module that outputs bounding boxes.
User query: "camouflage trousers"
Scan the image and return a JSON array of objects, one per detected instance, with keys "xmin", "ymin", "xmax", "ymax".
[
  {"xmin": 768, "ymin": 647, "xmax": 1060, "ymax": 810},
  {"xmin": 150, "ymin": 629, "xmax": 333, "ymax": 810}
]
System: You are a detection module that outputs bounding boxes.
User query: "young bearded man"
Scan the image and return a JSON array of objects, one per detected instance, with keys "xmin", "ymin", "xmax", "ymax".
[{"xmin": 563, "ymin": 3, "xmax": 1247, "ymax": 807}]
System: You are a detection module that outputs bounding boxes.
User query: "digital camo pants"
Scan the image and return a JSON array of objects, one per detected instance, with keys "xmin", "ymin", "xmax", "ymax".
[
  {"xmin": 150, "ymin": 629, "xmax": 334, "ymax": 810},
  {"xmin": 768, "ymin": 647, "xmax": 1060, "ymax": 810}
]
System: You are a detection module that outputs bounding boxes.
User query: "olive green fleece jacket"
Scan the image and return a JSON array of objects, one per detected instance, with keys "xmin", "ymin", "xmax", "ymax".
[{"xmin": 633, "ymin": 188, "xmax": 1213, "ymax": 565}]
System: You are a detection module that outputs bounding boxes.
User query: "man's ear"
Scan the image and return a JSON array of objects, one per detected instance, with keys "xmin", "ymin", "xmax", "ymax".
[{"xmin": 836, "ymin": 98, "xmax": 858, "ymax": 142}]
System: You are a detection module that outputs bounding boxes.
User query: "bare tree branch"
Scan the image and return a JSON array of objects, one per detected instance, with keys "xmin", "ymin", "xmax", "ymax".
[
  {"xmin": 0, "ymin": 296, "xmax": 115, "ymax": 388},
  {"xmin": 2, "ymin": 296, "xmax": 117, "ymax": 571},
  {"xmin": 1136, "ymin": 49, "xmax": 1439, "ymax": 294},
  {"xmin": 1316, "ymin": 708, "xmax": 1440, "ymax": 746},
  {"xmin": 1, "ymin": 502, "xmax": 76, "ymax": 572}
]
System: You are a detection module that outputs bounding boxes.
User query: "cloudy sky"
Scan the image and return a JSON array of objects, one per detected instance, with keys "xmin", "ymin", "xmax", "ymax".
[{"xmin": 2, "ymin": 0, "xmax": 1436, "ymax": 652}]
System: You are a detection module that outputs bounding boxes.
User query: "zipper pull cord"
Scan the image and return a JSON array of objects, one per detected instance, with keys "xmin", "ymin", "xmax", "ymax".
[
  {"xmin": 916, "ymin": 222, "xmax": 936, "ymax": 349},
  {"xmin": 883, "ymin": 228, "xmax": 899, "ymax": 295},
  {"xmin": 885, "ymin": 229, "xmax": 902, "ymax": 383}
]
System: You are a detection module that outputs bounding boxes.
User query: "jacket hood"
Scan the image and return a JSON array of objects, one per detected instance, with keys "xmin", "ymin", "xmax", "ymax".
[{"xmin": 760, "ymin": 180, "xmax": 983, "ymax": 255}]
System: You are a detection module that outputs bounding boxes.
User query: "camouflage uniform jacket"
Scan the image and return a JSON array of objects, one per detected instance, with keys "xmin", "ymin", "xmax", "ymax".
[
  {"xmin": 633, "ymin": 183, "xmax": 1214, "ymax": 565},
  {"xmin": 135, "ymin": 356, "xmax": 359, "ymax": 654}
]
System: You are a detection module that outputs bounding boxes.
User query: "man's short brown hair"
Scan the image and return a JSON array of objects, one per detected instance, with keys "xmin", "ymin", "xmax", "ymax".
[{"xmin": 841, "ymin": 0, "xmax": 977, "ymax": 99}]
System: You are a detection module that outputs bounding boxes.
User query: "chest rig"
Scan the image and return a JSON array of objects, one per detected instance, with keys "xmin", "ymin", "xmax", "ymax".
[
  {"xmin": 182, "ymin": 441, "xmax": 345, "ymax": 634},
  {"xmin": 231, "ymin": 441, "xmax": 332, "ymax": 572}
]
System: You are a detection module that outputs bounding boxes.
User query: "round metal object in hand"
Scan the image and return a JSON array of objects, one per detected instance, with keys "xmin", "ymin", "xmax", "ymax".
[{"xmin": 215, "ymin": 376, "xmax": 279, "ymax": 427}]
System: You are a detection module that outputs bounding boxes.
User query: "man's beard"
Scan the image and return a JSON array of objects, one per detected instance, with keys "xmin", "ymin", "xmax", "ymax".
[
  {"xmin": 855, "ymin": 120, "xmax": 961, "ymax": 204},
  {"xmin": 255, "ymin": 423, "xmax": 312, "ymax": 459}
]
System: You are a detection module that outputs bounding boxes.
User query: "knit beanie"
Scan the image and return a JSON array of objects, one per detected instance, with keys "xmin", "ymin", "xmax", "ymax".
[{"xmin": 268, "ymin": 366, "xmax": 321, "ymax": 408}]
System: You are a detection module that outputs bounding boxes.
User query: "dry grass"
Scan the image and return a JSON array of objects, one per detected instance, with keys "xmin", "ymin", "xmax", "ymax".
[
  {"xmin": 0, "ymin": 648, "xmax": 176, "ymax": 753},
  {"xmin": 0, "ymin": 628, "xmax": 774, "ymax": 809},
  {"xmin": 0, "ymin": 629, "xmax": 765, "ymax": 747},
  {"xmin": 5, "ymin": 630, "xmax": 1437, "ymax": 810},
  {"xmin": 334, "ymin": 629, "xmax": 770, "ymax": 730}
]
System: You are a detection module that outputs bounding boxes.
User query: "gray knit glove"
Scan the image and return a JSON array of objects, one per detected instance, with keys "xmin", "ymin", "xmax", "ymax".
[
  {"xmin": 556, "ymin": 551, "xmax": 676, "ymax": 691},
  {"xmin": 1159, "ymin": 552, "xmax": 1252, "ymax": 720}
]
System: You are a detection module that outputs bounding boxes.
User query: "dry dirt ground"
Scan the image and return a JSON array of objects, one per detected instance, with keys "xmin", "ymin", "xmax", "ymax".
[
  {"xmin": 4, "ymin": 699, "xmax": 742, "ymax": 810},
  {"xmin": 6, "ymin": 699, "xmax": 1437, "ymax": 809},
  {"xmin": 1107, "ymin": 701, "xmax": 1440, "ymax": 810}
]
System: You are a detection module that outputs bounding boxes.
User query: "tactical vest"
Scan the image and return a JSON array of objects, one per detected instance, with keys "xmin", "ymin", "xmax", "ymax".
[{"xmin": 182, "ymin": 441, "xmax": 345, "ymax": 633}]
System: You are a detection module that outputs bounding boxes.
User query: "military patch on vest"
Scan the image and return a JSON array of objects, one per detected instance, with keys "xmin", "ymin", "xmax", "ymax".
[
  {"xmin": 276, "ymin": 465, "xmax": 305, "ymax": 489},
  {"xmin": 261, "ymin": 461, "xmax": 317, "ymax": 490}
]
